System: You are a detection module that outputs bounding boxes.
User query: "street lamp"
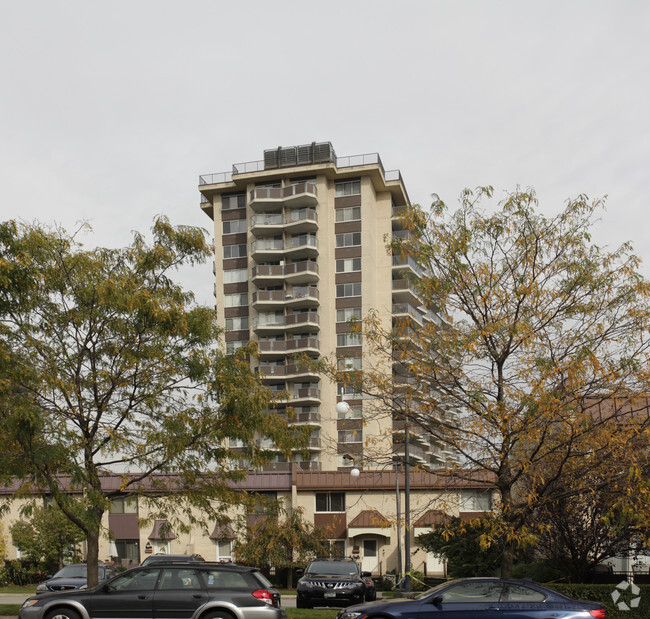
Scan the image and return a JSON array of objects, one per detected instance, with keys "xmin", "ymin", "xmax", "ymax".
[{"xmin": 337, "ymin": 402, "xmax": 361, "ymax": 477}]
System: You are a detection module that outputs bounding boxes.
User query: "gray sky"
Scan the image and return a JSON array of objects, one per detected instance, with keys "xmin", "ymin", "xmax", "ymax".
[{"xmin": 1, "ymin": 1, "xmax": 649, "ymax": 305}]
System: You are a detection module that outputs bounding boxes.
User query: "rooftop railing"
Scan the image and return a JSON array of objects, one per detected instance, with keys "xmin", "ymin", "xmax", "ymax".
[{"xmin": 199, "ymin": 153, "xmax": 402, "ymax": 187}]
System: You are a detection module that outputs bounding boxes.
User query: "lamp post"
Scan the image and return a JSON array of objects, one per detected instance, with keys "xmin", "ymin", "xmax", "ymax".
[{"xmin": 338, "ymin": 402, "xmax": 360, "ymax": 477}]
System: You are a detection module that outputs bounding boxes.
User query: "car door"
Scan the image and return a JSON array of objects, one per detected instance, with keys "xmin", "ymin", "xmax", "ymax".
[
  {"xmin": 415, "ymin": 580, "xmax": 504, "ymax": 619},
  {"xmin": 497, "ymin": 582, "xmax": 548, "ymax": 619},
  {"xmin": 153, "ymin": 568, "xmax": 208, "ymax": 619},
  {"xmin": 89, "ymin": 568, "xmax": 160, "ymax": 619}
]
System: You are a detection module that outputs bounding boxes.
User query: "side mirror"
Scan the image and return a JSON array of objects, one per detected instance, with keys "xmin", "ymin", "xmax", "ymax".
[
  {"xmin": 430, "ymin": 596, "xmax": 443, "ymax": 605},
  {"xmin": 361, "ymin": 571, "xmax": 372, "ymax": 577},
  {"xmin": 296, "ymin": 569, "xmax": 304, "ymax": 576}
]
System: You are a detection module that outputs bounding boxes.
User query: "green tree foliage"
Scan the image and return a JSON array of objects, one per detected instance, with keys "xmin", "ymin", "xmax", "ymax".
[
  {"xmin": 332, "ymin": 188, "xmax": 650, "ymax": 577},
  {"xmin": 234, "ymin": 505, "xmax": 329, "ymax": 587},
  {"xmin": 0, "ymin": 217, "xmax": 309, "ymax": 587},
  {"xmin": 10, "ymin": 504, "xmax": 85, "ymax": 572},
  {"xmin": 417, "ymin": 516, "xmax": 503, "ymax": 577}
]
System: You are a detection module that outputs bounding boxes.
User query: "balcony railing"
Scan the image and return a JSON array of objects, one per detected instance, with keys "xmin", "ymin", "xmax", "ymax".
[
  {"xmin": 285, "ymin": 311, "xmax": 319, "ymax": 327},
  {"xmin": 250, "ymin": 182, "xmax": 317, "ymax": 203},
  {"xmin": 286, "ymin": 336, "xmax": 319, "ymax": 351}
]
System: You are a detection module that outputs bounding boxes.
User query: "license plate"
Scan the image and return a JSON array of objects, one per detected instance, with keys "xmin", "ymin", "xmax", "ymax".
[{"xmin": 324, "ymin": 592, "xmax": 336, "ymax": 598}]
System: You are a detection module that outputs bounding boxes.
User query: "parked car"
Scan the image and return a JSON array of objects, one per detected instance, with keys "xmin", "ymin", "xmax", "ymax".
[
  {"xmin": 140, "ymin": 553, "xmax": 205, "ymax": 566},
  {"xmin": 336, "ymin": 577, "xmax": 606, "ymax": 619},
  {"xmin": 296, "ymin": 557, "xmax": 374, "ymax": 608},
  {"xmin": 21, "ymin": 561, "xmax": 284, "ymax": 619},
  {"xmin": 36, "ymin": 563, "xmax": 119, "ymax": 594}
]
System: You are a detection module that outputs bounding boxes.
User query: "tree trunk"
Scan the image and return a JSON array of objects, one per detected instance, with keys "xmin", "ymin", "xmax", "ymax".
[
  {"xmin": 500, "ymin": 539, "xmax": 514, "ymax": 578},
  {"xmin": 286, "ymin": 567, "xmax": 293, "ymax": 589},
  {"xmin": 86, "ymin": 528, "xmax": 100, "ymax": 588}
]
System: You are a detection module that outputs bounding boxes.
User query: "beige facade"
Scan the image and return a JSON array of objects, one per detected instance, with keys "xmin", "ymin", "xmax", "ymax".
[
  {"xmin": 0, "ymin": 469, "xmax": 493, "ymax": 577},
  {"xmin": 199, "ymin": 142, "xmax": 454, "ymax": 473}
]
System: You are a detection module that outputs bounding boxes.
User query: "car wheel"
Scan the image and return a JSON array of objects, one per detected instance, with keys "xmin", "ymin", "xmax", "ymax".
[{"xmin": 45, "ymin": 609, "xmax": 82, "ymax": 619}]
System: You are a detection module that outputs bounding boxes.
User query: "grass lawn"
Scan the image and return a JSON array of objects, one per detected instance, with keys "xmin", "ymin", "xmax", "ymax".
[
  {"xmin": 0, "ymin": 603, "xmax": 21, "ymax": 615},
  {"xmin": 287, "ymin": 610, "xmax": 339, "ymax": 619},
  {"xmin": 0, "ymin": 586, "xmax": 36, "ymax": 594}
]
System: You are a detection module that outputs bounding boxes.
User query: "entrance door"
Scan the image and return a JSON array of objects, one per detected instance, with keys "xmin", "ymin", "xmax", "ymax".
[{"xmin": 361, "ymin": 539, "xmax": 378, "ymax": 573}]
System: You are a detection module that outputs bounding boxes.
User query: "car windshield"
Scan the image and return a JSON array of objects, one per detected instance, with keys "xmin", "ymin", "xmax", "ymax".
[
  {"xmin": 53, "ymin": 565, "xmax": 87, "ymax": 579},
  {"xmin": 307, "ymin": 561, "xmax": 358, "ymax": 576}
]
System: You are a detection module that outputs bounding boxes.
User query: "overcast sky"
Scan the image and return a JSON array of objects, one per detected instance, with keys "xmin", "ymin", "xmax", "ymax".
[{"xmin": 2, "ymin": 1, "xmax": 649, "ymax": 305}]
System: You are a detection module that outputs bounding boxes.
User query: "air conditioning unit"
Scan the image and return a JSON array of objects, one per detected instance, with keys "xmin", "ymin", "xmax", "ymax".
[{"xmin": 264, "ymin": 148, "xmax": 279, "ymax": 169}]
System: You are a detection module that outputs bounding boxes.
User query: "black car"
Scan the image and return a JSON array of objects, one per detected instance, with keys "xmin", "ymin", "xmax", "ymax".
[
  {"xmin": 337, "ymin": 577, "xmax": 606, "ymax": 619},
  {"xmin": 21, "ymin": 562, "xmax": 285, "ymax": 619},
  {"xmin": 296, "ymin": 557, "xmax": 374, "ymax": 608},
  {"xmin": 36, "ymin": 564, "xmax": 119, "ymax": 594}
]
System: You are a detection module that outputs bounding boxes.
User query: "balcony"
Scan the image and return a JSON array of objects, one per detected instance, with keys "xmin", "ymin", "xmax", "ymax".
[
  {"xmin": 252, "ymin": 289, "xmax": 287, "ymax": 310},
  {"xmin": 284, "ymin": 234, "xmax": 318, "ymax": 260},
  {"xmin": 285, "ymin": 362, "xmax": 319, "ymax": 379},
  {"xmin": 291, "ymin": 387, "xmax": 321, "ymax": 404},
  {"xmin": 392, "ymin": 254, "xmax": 423, "ymax": 277},
  {"xmin": 249, "ymin": 182, "xmax": 317, "ymax": 211},
  {"xmin": 258, "ymin": 340, "xmax": 287, "ymax": 355},
  {"xmin": 284, "ymin": 208, "xmax": 318, "ymax": 234},
  {"xmin": 253, "ymin": 314, "xmax": 286, "ymax": 334},
  {"xmin": 252, "ymin": 264, "xmax": 285, "ymax": 286},
  {"xmin": 285, "ymin": 310, "xmax": 319, "ymax": 333},
  {"xmin": 284, "ymin": 260, "xmax": 319, "ymax": 284},
  {"xmin": 250, "ymin": 213, "xmax": 284, "ymax": 235},
  {"xmin": 392, "ymin": 303, "xmax": 424, "ymax": 326},
  {"xmin": 259, "ymin": 363, "xmax": 288, "ymax": 379},
  {"xmin": 251, "ymin": 238, "xmax": 284, "ymax": 261},
  {"xmin": 392, "ymin": 278, "xmax": 421, "ymax": 304},
  {"xmin": 285, "ymin": 336, "xmax": 319, "ymax": 354},
  {"xmin": 285, "ymin": 286, "xmax": 319, "ymax": 309}
]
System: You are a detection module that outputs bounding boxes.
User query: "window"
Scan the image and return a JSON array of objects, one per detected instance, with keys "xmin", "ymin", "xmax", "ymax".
[
  {"xmin": 338, "ymin": 429, "xmax": 362, "ymax": 444},
  {"xmin": 225, "ymin": 293, "xmax": 248, "ymax": 308},
  {"xmin": 216, "ymin": 540, "xmax": 233, "ymax": 563},
  {"xmin": 225, "ymin": 316, "xmax": 249, "ymax": 331},
  {"xmin": 502, "ymin": 583, "xmax": 546, "ymax": 602},
  {"xmin": 257, "ymin": 311, "xmax": 284, "ymax": 326},
  {"xmin": 460, "ymin": 489, "xmax": 492, "ymax": 512},
  {"xmin": 222, "ymin": 194, "xmax": 245, "ymax": 210},
  {"xmin": 337, "ymin": 332, "xmax": 361, "ymax": 347},
  {"xmin": 109, "ymin": 497, "xmax": 138, "ymax": 514},
  {"xmin": 336, "ymin": 282, "xmax": 362, "ymax": 298},
  {"xmin": 335, "ymin": 232, "xmax": 361, "ymax": 248},
  {"xmin": 337, "ymin": 307, "xmax": 362, "ymax": 323},
  {"xmin": 328, "ymin": 540, "xmax": 346, "ymax": 557},
  {"xmin": 316, "ymin": 492, "xmax": 345, "ymax": 512},
  {"xmin": 337, "ymin": 383, "xmax": 362, "ymax": 398},
  {"xmin": 335, "ymin": 180, "xmax": 361, "ymax": 197},
  {"xmin": 203, "ymin": 569, "xmax": 249, "ymax": 589},
  {"xmin": 159, "ymin": 568, "xmax": 202, "ymax": 590},
  {"xmin": 222, "ymin": 219, "xmax": 246, "ymax": 234},
  {"xmin": 224, "ymin": 269, "xmax": 247, "ymax": 284},
  {"xmin": 337, "ymin": 357, "xmax": 362, "ymax": 371},
  {"xmin": 336, "ymin": 257, "xmax": 361, "ymax": 273},
  {"xmin": 223, "ymin": 244, "xmax": 247, "ymax": 259},
  {"xmin": 226, "ymin": 340, "xmax": 247, "ymax": 355},
  {"xmin": 111, "ymin": 568, "xmax": 160, "ymax": 591},
  {"xmin": 337, "ymin": 404, "xmax": 362, "ymax": 419},
  {"xmin": 441, "ymin": 581, "xmax": 503, "ymax": 603},
  {"xmin": 336, "ymin": 206, "xmax": 361, "ymax": 222}
]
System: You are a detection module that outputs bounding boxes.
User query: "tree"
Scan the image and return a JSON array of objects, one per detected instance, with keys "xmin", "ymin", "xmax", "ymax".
[
  {"xmin": 233, "ymin": 505, "xmax": 329, "ymax": 587},
  {"xmin": 333, "ymin": 188, "xmax": 650, "ymax": 577},
  {"xmin": 417, "ymin": 516, "xmax": 503, "ymax": 577},
  {"xmin": 0, "ymin": 217, "xmax": 309, "ymax": 587},
  {"xmin": 10, "ymin": 504, "xmax": 85, "ymax": 572}
]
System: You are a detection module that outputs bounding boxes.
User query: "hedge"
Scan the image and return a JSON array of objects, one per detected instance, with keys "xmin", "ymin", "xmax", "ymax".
[{"xmin": 547, "ymin": 583, "xmax": 649, "ymax": 619}]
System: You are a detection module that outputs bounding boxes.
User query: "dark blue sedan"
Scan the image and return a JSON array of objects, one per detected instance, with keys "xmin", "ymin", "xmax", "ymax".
[{"xmin": 337, "ymin": 578, "xmax": 605, "ymax": 619}]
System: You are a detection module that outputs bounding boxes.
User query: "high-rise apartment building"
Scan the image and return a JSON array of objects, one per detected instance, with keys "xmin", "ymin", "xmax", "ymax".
[{"xmin": 199, "ymin": 142, "xmax": 453, "ymax": 473}]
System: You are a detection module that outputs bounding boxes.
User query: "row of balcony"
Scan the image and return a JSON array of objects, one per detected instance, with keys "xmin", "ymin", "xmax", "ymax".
[
  {"xmin": 251, "ymin": 235, "xmax": 318, "ymax": 261},
  {"xmin": 258, "ymin": 362, "xmax": 319, "ymax": 380},
  {"xmin": 250, "ymin": 208, "xmax": 318, "ymax": 236}
]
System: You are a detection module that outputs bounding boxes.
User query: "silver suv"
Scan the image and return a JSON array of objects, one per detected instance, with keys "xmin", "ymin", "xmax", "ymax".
[{"xmin": 21, "ymin": 562, "xmax": 284, "ymax": 619}]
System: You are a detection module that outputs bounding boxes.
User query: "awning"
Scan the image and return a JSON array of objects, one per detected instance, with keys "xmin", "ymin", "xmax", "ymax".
[
  {"xmin": 148, "ymin": 519, "xmax": 176, "ymax": 541},
  {"xmin": 210, "ymin": 523, "xmax": 235, "ymax": 540},
  {"xmin": 347, "ymin": 509, "xmax": 392, "ymax": 540}
]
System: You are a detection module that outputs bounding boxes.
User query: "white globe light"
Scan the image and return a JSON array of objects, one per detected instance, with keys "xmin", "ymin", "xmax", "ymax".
[
  {"xmin": 350, "ymin": 467, "xmax": 361, "ymax": 478},
  {"xmin": 336, "ymin": 401, "xmax": 350, "ymax": 415}
]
